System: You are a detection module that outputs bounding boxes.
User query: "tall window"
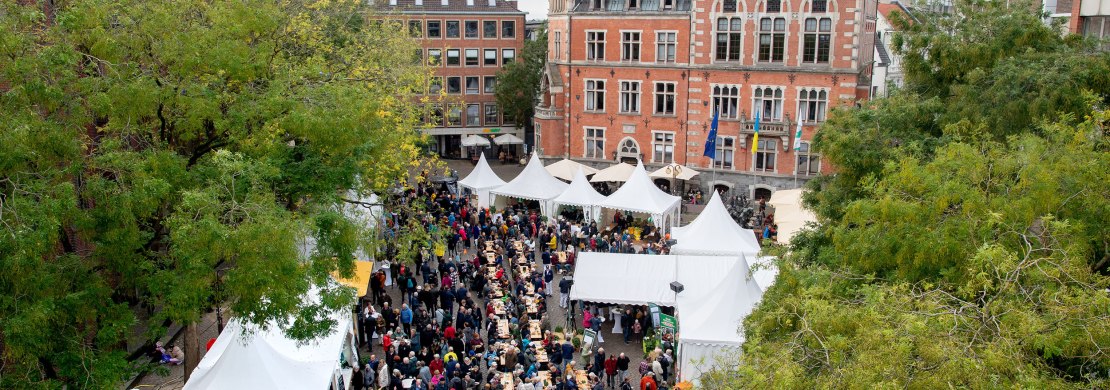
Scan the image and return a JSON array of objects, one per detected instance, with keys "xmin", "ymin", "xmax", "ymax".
[
  {"xmin": 465, "ymin": 21, "xmax": 479, "ymax": 38},
  {"xmin": 446, "ymin": 49, "xmax": 461, "ymax": 66},
  {"xmin": 766, "ymin": 0, "xmax": 781, "ymax": 12},
  {"xmin": 585, "ymin": 79, "xmax": 606, "ymax": 112},
  {"xmin": 484, "ymin": 21, "xmax": 497, "ymax": 38},
  {"xmin": 753, "ymin": 86, "xmax": 784, "ymax": 120},
  {"xmin": 585, "ymin": 128, "xmax": 605, "ymax": 158},
  {"xmin": 811, "ymin": 0, "xmax": 828, "ymax": 12},
  {"xmin": 427, "ymin": 20, "xmax": 442, "ymax": 38},
  {"xmin": 446, "ymin": 21, "xmax": 460, "ymax": 38},
  {"xmin": 621, "ymin": 31, "xmax": 641, "ymax": 62},
  {"xmin": 465, "ymin": 49, "xmax": 479, "ymax": 66},
  {"xmin": 713, "ymin": 137, "xmax": 734, "ymax": 169},
  {"xmin": 447, "ymin": 104, "xmax": 462, "ymax": 126},
  {"xmin": 446, "ymin": 76, "xmax": 461, "ymax": 93},
  {"xmin": 484, "ymin": 49, "xmax": 498, "ymax": 66},
  {"xmin": 429, "ymin": 104, "xmax": 443, "ymax": 126},
  {"xmin": 653, "ymin": 132, "xmax": 675, "ymax": 163},
  {"xmin": 715, "ymin": 18, "xmax": 743, "ymax": 61},
  {"xmin": 587, "ymin": 31, "xmax": 606, "ymax": 61},
  {"xmin": 428, "ymin": 49, "xmax": 443, "ymax": 65},
  {"xmin": 466, "ymin": 104, "xmax": 480, "ymax": 126},
  {"xmin": 629, "ymin": 0, "xmax": 639, "ymax": 9},
  {"xmin": 712, "ymin": 85, "xmax": 740, "ymax": 119},
  {"xmin": 409, "ymin": 20, "xmax": 422, "ymax": 37},
  {"xmin": 484, "ymin": 104, "xmax": 500, "ymax": 125},
  {"xmin": 429, "ymin": 77, "xmax": 443, "ymax": 94},
  {"xmin": 723, "ymin": 0, "xmax": 737, "ymax": 12},
  {"xmin": 554, "ymin": 31, "xmax": 562, "ymax": 60},
  {"xmin": 758, "ymin": 18, "xmax": 786, "ymax": 62},
  {"xmin": 619, "ymin": 81, "xmax": 641, "ymax": 114},
  {"xmin": 797, "ymin": 88, "xmax": 827, "ymax": 123},
  {"xmin": 465, "ymin": 76, "xmax": 480, "ymax": 94},
  {"xmin": 502, "ymin": 49, "xmax": 516, "ymax": 63},
  {"xmin": 656, "ymin": 32, "xmax": 676, "ymax": 63},
  {"xmin": 754, "ymin": 139, "xmax": 776, "ymax": 172},
  {"xmin": 802, "ymin": 18, "xmax": 832, "ymax": 63},
  {"xmin": 654, "ymin": 82, "xmax": 676, "ymax": 115},
  {"xmin": 484, "ymin": 76, "xmax": 497, "ymax": 94},
  {"xmin": 502, "ymin": 21, "xmax": 515, "ymax": 38},
  {"xmin": 795, "ymin": 141, "xmax": 821, "ymax": 175}
]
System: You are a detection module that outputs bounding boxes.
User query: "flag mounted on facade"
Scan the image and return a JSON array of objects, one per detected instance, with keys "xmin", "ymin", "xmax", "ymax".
[
  {"xmin": 703, "ymin": 109, "xmax": 719, "ymax": 159},
  {"xmin": 751, "ymin": 111, "xmax": 761, "ymax": 153},
  {"xmin": 793, "ymin": 119, "xmax": 803, "ymax": 151}
]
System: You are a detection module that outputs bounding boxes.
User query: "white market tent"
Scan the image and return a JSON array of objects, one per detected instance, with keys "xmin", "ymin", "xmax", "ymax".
[
  {"xmin": 545, "ymin": 158, "xmax": 599, "ymax": 181},
  {"xmin": 568, "ymin": 253, "xmax": 764, "ymax": 385},
  {"xmin": 492, "ymin": 133, "xmax": 525, "ymax": 145},
  {"xmin": 550, "ymin": 168, "xmax": 607, "ymax": 223},
  {"xmin": 460, "ymin": 134, "xmax": 491, "ymax": 147},
  {"xmin": 671, "ymin": 191, "xmax": 761, "ymax": 258},
  {"xmin": 597, "ymin": 161, "xmax": 681, "ymax": 229},
  {"xmin": 183, "ymin": 289, "xmax": 357, "ymax": 390},
  {"xmin": 489, "ymin": 153, "xmax": 569, "ymax": 216},
  {"xmin": 589, "ymin": 162, "xmax": 636, "ymax": 183},
  {"xmin": 458, "ymin": 154, "xmax": 506, "ymax": 209},
  {"xmin": 767, "ymin": 188, "xmax": 817, "ymax": 245},
  {"xmin": 750, "ymin": 256, "xmax": 780, "ymax": 292}
]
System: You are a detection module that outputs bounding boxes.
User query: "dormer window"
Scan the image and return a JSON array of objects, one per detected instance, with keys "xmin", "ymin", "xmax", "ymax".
[{"xmin": 766, "ymin": 0, "xmax": 781, "ymax": 12}]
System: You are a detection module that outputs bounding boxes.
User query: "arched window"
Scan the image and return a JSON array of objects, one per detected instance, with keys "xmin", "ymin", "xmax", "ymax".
[
  {"xmin": 617, "ymin": 137, "xmax": 640, "ymax": 163},
  {"xmin": 766, "ymin": 0, "xmax": 781, "ymax": 12},
  {"xmin": 723, "ymin": 0, "xmax": 737, "ymax": 12}
]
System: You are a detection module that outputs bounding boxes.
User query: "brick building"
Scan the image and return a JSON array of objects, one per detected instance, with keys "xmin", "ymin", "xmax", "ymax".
[
  {"xmin": 535, "ymin": 0, "xmax": 877, "ymax": 198},
  {"xmin": 373, "ymin": 0, "xmax": 526, "ymax": 158}
]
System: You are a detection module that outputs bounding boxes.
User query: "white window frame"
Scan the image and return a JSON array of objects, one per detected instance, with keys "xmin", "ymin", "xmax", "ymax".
[
  {"xmin": 713, "ymin": 136, "xmax": 735, "ymax": 169},
  {"xmin": 586, "ymin": 30, "xmax": 606, "ymax": 61},
  {"xmin": 483, "ymin": 48, "xmax": 498, "ymax": 66},
  {"xmin": 585, "ymin": 79, "xmax": 606, "ymax": 112},
  {"xmin": 655, "ymin": 31, "xmax": 677, "ymax": 63},
  {"xmin": 554, "ymin": 31, "xmax": 562, "ymax": 61},
  {"xmin": 715, "ymin": 17, "xmax": 743, "ymax": 62},
  {"xmin": 712, "ymin": 84, "xmax": 741, "ymax": 120},
  {"xmin": 619, "ymin": 80, "xmax": 641, "ymax": 114},
  {"xmin": 652, "ymin": 131, "xmax": 676, "ymax": 163},
  {"xmin": 757, "ymin": 17, "xmax": 787, "ymax": 63},
  {"xmin": 584, "ymin": 127, "xmax": 606, "ymax": 159},
  {"xmin": 753, "ymin": 138, "xmax": 777, "ymax": 173},
  {"xmin": 795, "ymin": 141, "xmax": 821, "ymax": 175},
  {"xmin": 620, "ymin": 30, "xmax": 642, "ymax": 62},
  {"xmin": 797, "ymin": 87, "xmax": 828, "ymax": 123},
  {"xmin": 653, "ymin": 81, "xmax": 676, "ymax": 116},
  {"xmin": 801, "ymin": 17, "xmax": 832, "ymax": 64},
  {"xmin": 752, "ymin": 85, "xmax": 784, "ymax": 121}
]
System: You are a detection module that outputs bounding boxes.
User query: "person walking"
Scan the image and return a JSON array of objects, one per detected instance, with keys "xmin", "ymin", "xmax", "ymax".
[
  {"xmin": 615, "ymin": 353, "xmax": 630, "ymax": 386},
  {"xmin": 604, "ymin": 354, "xmax": 618, "ymax": 388}
]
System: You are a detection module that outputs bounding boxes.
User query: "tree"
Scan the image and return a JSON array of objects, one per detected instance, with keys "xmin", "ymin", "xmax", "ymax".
[
  {"xmin": 702, "ymin": 1, "xmax": 1110, "ymax": 387},
  {"xmin": 0, "ymin": 0, "xmax": 428, "ymax": 387},
  {"xmin": 496, "ymin": 24, "xmax": 547, "ymax": 131}
]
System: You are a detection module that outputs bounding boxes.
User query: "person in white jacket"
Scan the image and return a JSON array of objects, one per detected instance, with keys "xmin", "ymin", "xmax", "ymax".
[{"xmin": 377, "ymin": 358, "xmax": 390, "ymax": 389}]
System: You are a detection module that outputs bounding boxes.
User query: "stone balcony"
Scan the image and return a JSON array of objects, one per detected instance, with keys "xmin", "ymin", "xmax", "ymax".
[{"xmin": 535, "ymin": 105, "xmax": 562, "ymax": 120}]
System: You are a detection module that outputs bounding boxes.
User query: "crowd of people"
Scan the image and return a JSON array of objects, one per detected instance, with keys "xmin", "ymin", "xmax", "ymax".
[{"xmin": 345, "ymin": 173, "xmax": 682, "ymax": 390}]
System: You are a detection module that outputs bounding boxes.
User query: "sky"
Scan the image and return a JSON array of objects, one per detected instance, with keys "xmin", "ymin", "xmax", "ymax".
[{"xmin": 517, "ymin": 0, "xmax": 550, "ymax": 20}]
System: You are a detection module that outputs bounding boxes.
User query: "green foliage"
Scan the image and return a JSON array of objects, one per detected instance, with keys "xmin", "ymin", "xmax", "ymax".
[
  {"xmin": 496, "ymin": 24, "xmax": 547, "ymax": 128},
  {"xmin": 710, "ymin": 2, "xmax": 1110, "ymax": 388},
  {"xmin": 0, "ymin": 0, "xmax": 427, "ymax": 387}
]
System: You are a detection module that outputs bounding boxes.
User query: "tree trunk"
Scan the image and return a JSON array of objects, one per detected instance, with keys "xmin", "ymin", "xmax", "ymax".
[{"xmin": 183, "ymin": 322, "xmax": 200, "ymax": 383}]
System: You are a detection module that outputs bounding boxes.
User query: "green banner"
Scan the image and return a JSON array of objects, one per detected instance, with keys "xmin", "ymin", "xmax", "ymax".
[{"xmin": 659, "ymin": 313, "xmax": 677, "ymax": 332}]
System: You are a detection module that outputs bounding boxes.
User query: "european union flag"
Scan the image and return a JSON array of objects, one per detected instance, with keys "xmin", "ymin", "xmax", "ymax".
[{"xmin": 703, "ymin": 109, "xmax": 719, "ymax": 159}]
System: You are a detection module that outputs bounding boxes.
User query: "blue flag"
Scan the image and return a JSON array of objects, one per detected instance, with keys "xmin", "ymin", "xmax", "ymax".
[{"xmin": 703, "ymin": 109, "xmax": 719, "ymax": 159}]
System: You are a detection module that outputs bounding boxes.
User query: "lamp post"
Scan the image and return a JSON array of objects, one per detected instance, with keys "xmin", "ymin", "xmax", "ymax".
[{"xmin": 665, "ymin": 164, "xmax": 683, "ymax": 196}]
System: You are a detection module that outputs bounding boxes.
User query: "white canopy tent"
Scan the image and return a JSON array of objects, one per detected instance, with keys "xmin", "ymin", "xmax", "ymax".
[
  {"xmin": 492, "ymin": 133, "xmax": 525, "ymax": 145},
  {"xmin": 767, "ymin": 188, "xmax": 817, "ymax": 244},
  {"xmin": 458, "ymin": 154, "xmax": 506, "ymax": 209},
  {"xmin": 545, "ymin": 158, "xmax": 599, "ymax": 181},
  {"xmin": 460, "ymin": 134, "xmax": 491, "ymax": 147},
  {"xmin": 568, "ymin": 253, "xmax": 764, "ymax": 385},
  {"xmin": 183, "ymin": 288, "xmax": 357, "ymax": 390},
  {"xmin": 589, "ymin": 162, "xmax": 636, "ymax": 183},
  {"xmin": 670, "ymin": 191, "xmax": 761, "ymax": 258},
  {"xmin": 597, "ymin": 161, "xmax": 681, "ymax": 229},
  {"xmin": 489, "ymin": 153, "xmax": 569, "ymax": 216},
  {"xmin": 550, "ymin": 168, "xmax": 607, "ymax": 223},
  {"xmin": 750, "ymin": 256, "xmax": 780, "ymax": 292}
]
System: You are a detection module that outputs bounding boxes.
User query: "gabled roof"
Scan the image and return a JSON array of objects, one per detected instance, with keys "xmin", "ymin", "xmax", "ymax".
[
  {"xmin": 597, "ymin": 161, "xmax": 680, "ymax": 216},
  {"xmin": 671, "ymin": 191, "xmax": 761, "ymax": 257},
  {"xmin": 551, "ymin": 168, "xmax": 606, "ymax": 208},
  {"xmin": 458, "ymin": 153, "xmax": 506, "ymax": 191},
  {"xmin": 489, "ymin": 153, "xmax": 569, "ymax": 201}
]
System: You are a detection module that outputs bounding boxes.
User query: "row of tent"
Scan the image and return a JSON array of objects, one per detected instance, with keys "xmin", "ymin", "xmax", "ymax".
[{"xmin": 458, "ymin": 153, "xmax": 685, "ymax": 229}]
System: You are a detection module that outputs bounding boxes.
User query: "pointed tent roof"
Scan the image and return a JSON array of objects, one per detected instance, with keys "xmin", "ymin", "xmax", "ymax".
[
  {"xmin": 545, "ymin": 158, "xmax": 599, "ymax": 181},
  {"xmin": 597, "ymin": 161, "xmax": 680, "ymax": 216},
  {"xmin": 551, "ymin": 167, "xmax": 607, "ymax": 208},
  {"xmin": 589, "ymin": 162, "xmax": 636, "ymax": 182},
  {"xmin": 489, "ymin": 153, "xmax": 568, "ymax": 201},
  {"xmin": 458, "ymin": 154, "xmax": 506, "ymax": 191},
  {"xmin": 671, "ymin": 191, "xmax": 761, "ymax": 257}
]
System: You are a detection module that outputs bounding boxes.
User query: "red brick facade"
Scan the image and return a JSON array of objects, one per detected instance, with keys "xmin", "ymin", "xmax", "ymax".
[
  {"xmin": 536, "ymin": 0, "xmax": 877, "ymax": 187},
  {"xmin": 374, "ymin": 0, "xmax": 526, "ymax": 158}
]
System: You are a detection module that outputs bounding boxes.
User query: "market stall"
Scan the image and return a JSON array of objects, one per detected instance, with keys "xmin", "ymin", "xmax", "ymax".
[
  {"xmin": 489, "ymin": 153, "xmax": 568, "ymax": 217},
  {"xmin": 550, "ymin": 168, "xmax": 607, "ymax": 223},
  {"xmin": 597, "ymin": 161, "xmax": 681, "ymax": 230},
  {"xmin": 458, "ymin": 153, "xmax": 506, "ymax": 209},
  {"xmin": 766, "ymin": 188, "xmax": 817, "ymax": 244}
]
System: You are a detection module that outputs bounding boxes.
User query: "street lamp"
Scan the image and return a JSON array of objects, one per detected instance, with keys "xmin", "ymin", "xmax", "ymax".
[{"xmin": 665, "ymin": 164, "xmax": 683, "ymax": 196}]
